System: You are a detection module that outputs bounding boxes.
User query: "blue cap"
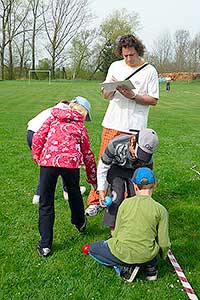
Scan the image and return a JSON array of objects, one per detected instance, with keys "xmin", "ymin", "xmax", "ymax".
[
  {"xmin": 132, "ymin": 167, "xmax": 156, "ymax": 185},
  {"xmin": 72, "ymin": 96, "xmax": 91, "ymax": 121}
]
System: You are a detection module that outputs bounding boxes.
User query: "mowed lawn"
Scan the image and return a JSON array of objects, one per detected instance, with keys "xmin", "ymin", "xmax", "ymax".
[{"xmin": 0, "ymin": 79, "xmax": 200, "ymax": 300}]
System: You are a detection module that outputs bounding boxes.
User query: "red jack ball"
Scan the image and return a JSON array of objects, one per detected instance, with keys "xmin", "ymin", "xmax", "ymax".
[{"xmin": 82, "ymin": 243, "xmax": 90, "ymax": 255}]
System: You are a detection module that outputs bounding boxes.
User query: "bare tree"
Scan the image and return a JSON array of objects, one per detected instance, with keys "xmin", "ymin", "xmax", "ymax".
[
  {"xmin": 13, "ymin": 20, "xmax": 31, "ymax": 78},
  {"xmin": 149, "ymin": 31, "xmax": 173, "ymax": 72},
  {"xmin": 189, "ymin": 32, "xmax": 200, "ymax": 72},
  {"xmin": 0, "ymin": 0, "xmax": 30, "ymax": 79},
  {"xmin": 173, "ymin": 29, "xmax": 191, "ymax": 71},
  {"xmin": 0, "ymin": 0, "xmax": 12, "ymax": 80},
  {"xmin": 42, "ymin": 0, "xmax": 91, "ymax": 79},
  {"xmin": 29, "ymin": 0, "xmax": 44, "ymax": 71}
]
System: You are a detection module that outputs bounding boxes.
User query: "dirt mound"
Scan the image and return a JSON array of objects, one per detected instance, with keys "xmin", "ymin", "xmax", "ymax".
[{"xmin": 159, "ymin": 72, "xmax": 200, "ymax": 81}]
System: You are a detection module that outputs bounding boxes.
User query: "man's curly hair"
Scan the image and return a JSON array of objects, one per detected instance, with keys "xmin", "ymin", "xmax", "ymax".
[{"xmin": 116, "ymin": 34, "xmax": 145, "ymax": 57}]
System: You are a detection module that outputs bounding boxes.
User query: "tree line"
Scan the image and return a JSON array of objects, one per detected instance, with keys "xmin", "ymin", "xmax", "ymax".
[{"xmin": 0, "ymin": 0, "xmax": 200, "ymax": 80}]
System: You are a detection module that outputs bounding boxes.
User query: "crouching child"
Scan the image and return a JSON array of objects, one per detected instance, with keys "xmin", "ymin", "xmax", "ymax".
[{"xmin": 83, "ymin": 167, "xmax": 170, "ymax": 282}]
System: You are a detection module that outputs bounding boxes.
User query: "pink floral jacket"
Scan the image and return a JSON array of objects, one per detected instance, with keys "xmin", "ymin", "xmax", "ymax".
[{"xmin": 32, "ymin": 108, "xmax": 97, "ymax": 185}]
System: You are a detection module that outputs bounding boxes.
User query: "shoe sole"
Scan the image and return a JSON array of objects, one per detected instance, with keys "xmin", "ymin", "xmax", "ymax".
[
  {"xmin": 78, "ymin": 219, "xmax": 87, "ymax": 232},
  {"xmin": 85, "ymin": 212, "xmax": 97, "ymax": 216},
  {"xmin": 126, "ymin": 266, "xmax": 140, "ymax": 283},
  {"xmin": 146, "ymin": 274, "xmax": 157, "ymax": 281},
  {"xmin": 37, "ymin": 248, "xmax": 51, "ymax": 257},
  {"xmin": 85, "ymin": 206, "xmax": 103, "ymax": 216},
  {"xmin": 32, "ymin": 201, "xmax": 39, "ymax": 204}
]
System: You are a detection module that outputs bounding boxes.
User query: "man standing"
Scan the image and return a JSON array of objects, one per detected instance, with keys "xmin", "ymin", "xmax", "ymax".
[{"xmin": 85, "ymin": 34, "xmax": 159, "ymax": 216}]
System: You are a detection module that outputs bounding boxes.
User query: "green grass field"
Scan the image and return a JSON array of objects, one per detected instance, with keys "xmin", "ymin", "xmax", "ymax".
[{"xmin": 0, "ymin": 80, "xmax": 200, "ymax": 300}]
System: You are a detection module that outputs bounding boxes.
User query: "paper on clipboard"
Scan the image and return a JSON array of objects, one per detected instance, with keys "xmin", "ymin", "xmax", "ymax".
[{"xmin": 101, "ymin": 80, "xmax": 135, "ymax": 92}]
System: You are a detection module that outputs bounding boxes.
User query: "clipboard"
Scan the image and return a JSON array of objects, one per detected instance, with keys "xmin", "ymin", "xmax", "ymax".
[{"xmin": 101, "ymin": 79, "xmax": 135, "ymax": 92}]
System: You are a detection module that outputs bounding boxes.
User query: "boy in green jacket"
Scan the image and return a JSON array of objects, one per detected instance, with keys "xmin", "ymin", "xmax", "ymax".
[{"xmin": 83, "ymin": 167, "xmax": 170, "ymax": 282}]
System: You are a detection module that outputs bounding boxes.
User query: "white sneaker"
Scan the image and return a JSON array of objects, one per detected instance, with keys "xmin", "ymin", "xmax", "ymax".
[
  {"xmin": 63, "ymin": 191, "xmax": 69, "ymax": 200},
  {"xmin": 146, "ymin": 273, "xmax": 158, "ymax": 281},
  {"xmin": 80, "ymin": 186, "xmax": 86, "ymax": 195},
  {"xmin": 85, "ymin": 204, "xmax": 102, "ymax": 216},
  {"xmin": 63, "ymin": 186, "xmax": 86, "ymax": 201},
  {"xmin": 32, "ymin": 195, "xmax": 40, "ymax": 204},
  {"xmin": 121, "ymin": 266, "xmax": 140, "ymax": 282}
]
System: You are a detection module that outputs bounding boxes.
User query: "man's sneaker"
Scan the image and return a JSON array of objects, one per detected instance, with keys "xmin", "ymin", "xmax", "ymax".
[
  {"xmin": 32, "ymin": 194, "xmax": 40, "ymax": 204},
  {"xmin": 121, "ymin": 265, "xmax": 140, "ymax": 282},
  {"xmin": 146, "ymin": 266, "xmax": 158, "ymax": 281},
  {"xmin": 85, "ymin": 204, "xmax": 102, "ymax": 216},
  {"xmin": 63, "ymin": 186, "xmax": 86, "ymax": 201},
  {"xmin": 37, "ymin": 244, "xmax": 51, "ymax": 257},
  {"xmin": 76, "ymin": 217, "xmax": 87, "ymax": 232}
]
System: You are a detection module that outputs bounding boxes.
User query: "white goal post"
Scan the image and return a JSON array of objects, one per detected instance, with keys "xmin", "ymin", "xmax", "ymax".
[{"xmin": 28, "ymin": 70, "xmax": 51, "ymax": 84}]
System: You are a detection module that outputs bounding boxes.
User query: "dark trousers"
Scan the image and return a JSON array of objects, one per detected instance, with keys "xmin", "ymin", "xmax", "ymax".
[
  {"xmin": 39, "ymin": 166, "xmax": 85, "ymax": 248},
  {"xmin": 103, "ymin": 163, "xmax": 153, "ymax": 228},
  {"xmin": 103, "ymin": 177, "xmax": 134, "ymax": 227},
  {"xmin": 89, "ymin": 240, "xmax": 158, "ymax": 275},
  {"xmin": 27, "ymin": 130, "xmax": 67, "ymax": 195}
]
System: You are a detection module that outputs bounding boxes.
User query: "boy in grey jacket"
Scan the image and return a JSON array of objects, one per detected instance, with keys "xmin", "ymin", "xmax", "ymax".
[{"xmin": 97, "ymin": 128, "xmax": 158, "ymax": 229}]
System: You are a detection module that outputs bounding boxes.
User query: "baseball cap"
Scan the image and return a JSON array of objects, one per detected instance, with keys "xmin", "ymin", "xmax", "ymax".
[
  {"xmin": 72, "ymin": 96, "xmax": 91, "ymax": 121},
  {"xmin": 135, "ymin": 128, "xmax": 158, "ymax": 163},
  {"xmin": 132, "ymin": 167, "xmax": 156, "ymax": 185}
]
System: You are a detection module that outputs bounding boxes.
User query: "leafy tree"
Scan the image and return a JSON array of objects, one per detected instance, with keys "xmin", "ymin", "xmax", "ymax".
[{"xmin": 91, "ymin": 8, "xmax": 140, "ymax": 77}]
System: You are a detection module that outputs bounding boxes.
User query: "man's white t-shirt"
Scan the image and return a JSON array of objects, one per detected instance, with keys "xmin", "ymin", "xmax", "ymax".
[{"xmin": 102, "ymin": 60, "xmax": 159, "ymax": 133}]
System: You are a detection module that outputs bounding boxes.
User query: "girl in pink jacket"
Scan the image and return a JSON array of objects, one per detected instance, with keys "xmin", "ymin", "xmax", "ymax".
[{"xmin": 32, "ymin": 96, "xmax": 97, "ymax": 257}]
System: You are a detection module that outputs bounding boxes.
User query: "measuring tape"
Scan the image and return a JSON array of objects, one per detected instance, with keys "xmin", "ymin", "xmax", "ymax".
[{"xmin": 168, "ymin": 250, "xmax": 199, "ymax": 300}]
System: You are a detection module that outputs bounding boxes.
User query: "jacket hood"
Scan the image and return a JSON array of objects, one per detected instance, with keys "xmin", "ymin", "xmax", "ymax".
[{"xmin": 51, "ymin": 108, "xmax": 84, "ymax": 122}]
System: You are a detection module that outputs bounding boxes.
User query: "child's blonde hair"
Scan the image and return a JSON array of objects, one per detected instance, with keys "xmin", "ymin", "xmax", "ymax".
[{"xmin": 69, "ymin": 102, "xmax": 87, "ymax": 120}]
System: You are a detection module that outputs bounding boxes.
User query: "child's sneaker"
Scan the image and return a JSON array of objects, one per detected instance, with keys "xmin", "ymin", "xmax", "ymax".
[
  {"xmin": 85, "ymin": 204, "xmax": 102, "ymax": 216},
  {"xmin": 121, "ymin": 265, "xmax": 140, "ymax": 282},
  {"xmin": 63, "ymin": 191, "xmax": 69, "ymax": 200},
  {"xmin": 32, "ymin": 194, "xmax": 40, "ymax": 204},
  {"xmin": 37, "ymin": 243, "xmax": 51, "ymax": 257},
  {"xmin": 146, "ymin": 266, "xmax": 158, "ymax": 281},
  {"xmin": 80, "ymin": 186, "xmax": 86, "ymax": 195},
  {"xmin": 76, "ymin": 217, "xmax": 87, "ymax": 233}
]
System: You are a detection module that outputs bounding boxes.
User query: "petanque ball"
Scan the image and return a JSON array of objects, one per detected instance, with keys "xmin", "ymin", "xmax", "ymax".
[
  {"xmin": 82, "ymin": 243, "xmax": 90, "ymax": 255},
  {"xmin": 102, "ymin": 196, "xmax": 112, "ymax": 207}
]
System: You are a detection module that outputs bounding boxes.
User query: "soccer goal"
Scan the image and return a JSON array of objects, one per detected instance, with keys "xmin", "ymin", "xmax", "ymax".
[{"xmin": 28, "ymin": 70, "xmax": 51, "ymax": 84}]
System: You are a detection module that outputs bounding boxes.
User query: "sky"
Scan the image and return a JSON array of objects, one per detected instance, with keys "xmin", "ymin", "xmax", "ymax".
[{"xmin": 91, "ymin": 0, "xmax": 200, "ymax": 50}]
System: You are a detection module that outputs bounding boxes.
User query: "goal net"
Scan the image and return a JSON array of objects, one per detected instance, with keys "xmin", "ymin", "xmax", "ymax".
[{"xmin": 28, "ymin": 70, "xmax": 51, "ymax": 84}]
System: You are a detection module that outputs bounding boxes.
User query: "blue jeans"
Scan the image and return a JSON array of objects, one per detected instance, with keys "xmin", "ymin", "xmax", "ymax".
[
  {"xmin": 89, "ymin": 240, "xmax": 127, "ymax": 275},
  {"xmin": 89, "ymin": 240, "xmax": 158, "ymax": 276}
]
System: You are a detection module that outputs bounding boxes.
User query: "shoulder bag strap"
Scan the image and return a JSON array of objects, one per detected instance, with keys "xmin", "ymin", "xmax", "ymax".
[{"xmin": 124, "ymin": 63, "xmax": 149, "ymax": 80}]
